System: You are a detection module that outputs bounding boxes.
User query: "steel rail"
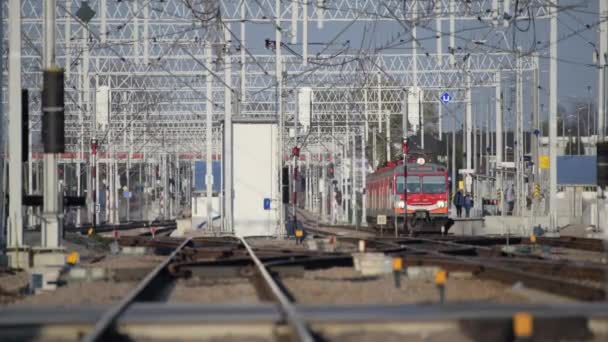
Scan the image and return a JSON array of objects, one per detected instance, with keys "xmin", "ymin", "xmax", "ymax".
[
  {"xmin": 238, "ymin": 237, "xmax": 315, "ymax": 342},
  {"xmin": 300, "ymin": 221, "xmax": 607, "ymax": 300},
  {"xmin": 81, "ymin": 237, "xmax": 192, "ymax": 342}
]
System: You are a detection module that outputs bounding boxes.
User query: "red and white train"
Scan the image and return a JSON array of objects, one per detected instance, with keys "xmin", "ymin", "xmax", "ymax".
[{"xmin": 365, "ymin": 155, "xmax": 453, "ymax": 233}]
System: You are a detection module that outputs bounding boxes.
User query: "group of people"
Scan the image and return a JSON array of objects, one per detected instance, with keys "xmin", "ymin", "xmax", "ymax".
[
  {"xmin": 453, "ymin": 190, "xmax": 473, "ymax": 218},
  {"xmin": 453, "ymin": 184, "xmax": 516, "ymax": 218}
]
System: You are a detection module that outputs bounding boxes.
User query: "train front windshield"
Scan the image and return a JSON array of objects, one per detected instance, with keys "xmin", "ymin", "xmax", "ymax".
[
  {"xmin": 396, "ymin": 176, "xmax": 421, "ymax": 194},
  {"xmin": 422, "ymin": 176, "xmax": 446, "ymax": 193},
  {"xmin": 396, "ymin": 175, "xmax": 445, "ymax": 194}
]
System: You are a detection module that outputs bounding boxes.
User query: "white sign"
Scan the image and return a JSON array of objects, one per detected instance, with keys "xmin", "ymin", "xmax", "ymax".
[
  {"xmin": 298, "ymin": 87, "xmax": 312, "ymax": 129},
  {"xmin": 407, "ymin": 86, "xmax": 422, "ymax": 132},
  {"xmin": 376, "ymin": 215, "xmax": 387, "ymax": 225},
  {"xmin": 96, "ymin": 85, "xmax": 110, "ymax": 129}
]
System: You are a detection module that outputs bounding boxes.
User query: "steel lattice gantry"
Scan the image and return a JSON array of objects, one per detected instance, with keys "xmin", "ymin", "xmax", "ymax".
[
  {"xmin": 0, "ymin": 0, "xmax": 550, "ymax": 239},
  {"xmin": 2, "ymin": 0, "xmax": 545, "ymax": 156}
]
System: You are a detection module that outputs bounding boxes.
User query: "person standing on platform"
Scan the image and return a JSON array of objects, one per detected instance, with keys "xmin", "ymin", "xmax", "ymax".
[
  {"xmin": 453, "ymin": 190, "xmax": 464, "ymax": 218},
  {"xmin": 464, "ymin": 193, "xmax": 473, "ymax": 218}
]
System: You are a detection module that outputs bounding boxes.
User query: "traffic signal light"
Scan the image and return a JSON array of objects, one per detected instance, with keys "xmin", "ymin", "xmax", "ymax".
[
  {"xmin": 282, "ymin": 166, "xmax": 289, "ymax": 203},
  {"xmin": 41, "ymin": 69, "xmax": 65, "ymax": 153},
  {"xmin": 22, "ymin": 89, "xmax": 29, "ymax": 162},
  {"xmin": 328, "ymin": 162, "xmax": 334, "ymax": 179},
  {"xmin": 598, "ymin": 142, "xmax": 608, "ymax": 188}
]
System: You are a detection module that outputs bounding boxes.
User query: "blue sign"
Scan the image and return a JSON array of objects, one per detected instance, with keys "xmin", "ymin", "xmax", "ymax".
[
  {"xmin": 263, "ymin": 198, "xmax": 271, "ymax": 210},
  {"xmin": 123, "ymin": 191, "xmax": 131, "ymax": 199},
  {"xmin": 440, "ymin": 92, "xmax": 451, "ymax": 104}
]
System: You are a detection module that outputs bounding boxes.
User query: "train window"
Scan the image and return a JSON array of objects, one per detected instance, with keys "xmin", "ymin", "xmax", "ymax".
[
  {"xmin": 422, "ymin": 176, "xmax": 446, "ymax": 194},
  {"xmin": 396, "ymin": 176, "xmax": 421, "ymax": 194}
]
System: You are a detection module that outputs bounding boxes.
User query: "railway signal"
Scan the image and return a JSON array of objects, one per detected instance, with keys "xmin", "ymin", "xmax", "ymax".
[
  {"xmin": 533, "ymin": 184, "xmax": 541, "ymax": 199},
  {"xmin": 328, "ymin": 162, "xmax": 335, "ymax": 179}
]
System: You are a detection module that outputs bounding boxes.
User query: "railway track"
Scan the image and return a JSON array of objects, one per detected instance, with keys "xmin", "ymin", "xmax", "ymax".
[
  {"xmin": 296, "ymin": 213, "xmax": 608, "ymax": 301},
  {"xmin": 239, "ymin": 237, "xmax": 316, "ymax": 342},
  {"xmin": 3, "ymin": 231, "xmax": 608, "ymax": 341},
  {"xmin": 82, "ymin": 238, "xmax": 193, "ymax": 342},
  {"xmin": 79, "ymin": 235, "xmax": 319, "ymax": 341}
]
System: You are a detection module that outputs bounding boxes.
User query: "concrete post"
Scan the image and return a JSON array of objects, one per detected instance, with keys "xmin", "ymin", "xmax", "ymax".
[
  {"xmin": 7, "ymin": 0, "xmax": 23, "ymax": 249},
  {"xmin": 223, "ymin": 26, "xmax": 234, "ymax": 233},
  {"xmin": 549, "ymin": 1, "xmax": 559, "ymax": 230},
  {"xmin": 205, "ymin": 44, "xmax": 214, "ymax": 234},
  {"xmin": 41, "ymin": 0, "xmax": 61, "ymax": 249}
]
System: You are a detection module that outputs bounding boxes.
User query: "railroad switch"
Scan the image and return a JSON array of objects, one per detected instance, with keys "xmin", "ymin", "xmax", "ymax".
[
  {"xmin": 513, "ymin": 312, "xmax": 533, "ymax": 341},
  {"xmin": 295, "ymin": 229, "xmax": 304, "ymax": 244},
  {"xmin": 392, "ymin": 257, "xmax": 403, "ymax": 288},
  {"xmin": 66, "ymin": 252, "xmax": 79, "ymax": 265},
  {"xmin": 435, "ymin": 269, "xmax": 447, "ymax": 304}
]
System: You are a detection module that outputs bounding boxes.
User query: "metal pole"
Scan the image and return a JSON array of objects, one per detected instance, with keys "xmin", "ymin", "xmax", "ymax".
[
  {"xmin": 516, "ymin": 50, "xmax": 524, "ymax": 216},
  {"xmin": 372, "ymin": 128, "xmax": 377, "ymax": 169},
  {"xmin": 351, "ymin": 132, "xmax": 356, "ymax": 225},
  {"xmin": 386, "ymin": 112, "xmax": 391, "ymax": 160},
  {"xmin": 7, "ymin": 0, "xmax": 23, "ymax": 248},
  {"xmin": 588, "ymin": 86, "xmax": 592, "ymax": 141},
  {"xmin": 240, "ymin": 1, "xmax": 247, "ymax": 100},
  {"xmin": 449, "ymin": 0, "xmax": 455, "ymax": 65},
  {"xmin": 578, "ymin": 112, "xmax": 581, "ymax": 154},
  {"xmin": 276, "ymin": 0, "xmax": 285, "ymax": 237},
  {"xmin": 377, "ymin": 73, "xmax": 382, "ymax": 134},
  {"xmin": 224, "ymin": 27, "xmax": 234, "ymax": 233},
  {"xmin": 599, "ymin": 0, "xmax": 607, "ymax": 141},
  {"xmin": 435, "ymin": 1, "xmax": 442, "ymax": 65},
  {"xmin": 0, "ymin": 0, "xmax": 6, "ymax": 245},
  {"xmin": 41, "ymin": 0, "xmax": 61, "ymax": 248},
  {"xmin": 302, "ymin": 0, "xmax": 308, "ymax": 66},
  {"xmin": 465, "ymin": 60, "xmax": 472, "ymax": 193},
  {"xmin": 549, "ymin": 1, "xmax": 559, "ymax": 229},
  {"xmin": 496, "ymin": 73, "xmax": 503, "ymax": 213},
  {"xmin": 362, "ymin": 88, "xmax": 368, "ymax": 225},
  {"xmin": 486, "ymin": 99, "xmax": 491, "ymax": 176},
  {"xmin": 473, "ymin": 104, "xmax": 477, "ymax": 173},
  {"xmin": 532, "ymin": 56, "xmax": 540, "ymax": 180},
  {"xmin": 205, "ymin": 44, "xmax": 214, "ymax": 234},
  {"xmin": 452, "ymin": 116, "xmax": 456, "ymax": 196},
  {"xmin": 320, "ymin": 131, "xmax": 327, "ymax": 221},
  {"xmin": 403, "ymin": 89, "xmax": 409, "ymax": 236},
  {"xmin": 360, "ymin": 130, "xmax": 367, "ymax": 226},
  {"xmin": 438, "ymin": 101, "xmax": 443, "ymax": 141}
]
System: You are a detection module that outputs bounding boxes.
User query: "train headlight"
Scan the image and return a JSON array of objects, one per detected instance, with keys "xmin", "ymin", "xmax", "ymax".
[
  {"xmin": 437, "ymin": 200, "xmax": 446, "ymax": 208},
  {"xmin": 395, "ymin": 201, "xmax": 405, "ymax": 209}
]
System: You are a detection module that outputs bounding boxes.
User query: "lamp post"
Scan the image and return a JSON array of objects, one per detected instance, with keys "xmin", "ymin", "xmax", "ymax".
[{"xmin": 587, "ymin": 85, "xmax": 592, "ymax": 138}]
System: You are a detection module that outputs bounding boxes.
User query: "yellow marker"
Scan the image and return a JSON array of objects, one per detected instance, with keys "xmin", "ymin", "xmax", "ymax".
[
  {"xmin": 295, "ymin": 229, "xmax": 303, "ymax": 237},
  {"xmin": 530, "ymin": 234, "xmax": 537, "ymax": 244},
  {"xmin": 66, "ymin": 252, "xmax": 79, "ymax": 265},
  {"xmin": 513, "ymin": 312, "xmax": 533, "ymax": 338},
  {"xmin": 435, "ymin": 269, "xmax": 447, "ymax": 285},
  {"xmin": 87, "ymin": 228, "xmax": 94, "ymax": 236},
  {"xmin": 392, "ymin": 257, "xmax": 403, "ymax": 271}
]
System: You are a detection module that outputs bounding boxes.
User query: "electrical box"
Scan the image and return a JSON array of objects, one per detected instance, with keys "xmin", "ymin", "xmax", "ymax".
[{"xmin": 233, "ymin": 122, "xmax": 279, "ymax": 236}]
